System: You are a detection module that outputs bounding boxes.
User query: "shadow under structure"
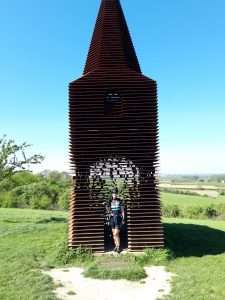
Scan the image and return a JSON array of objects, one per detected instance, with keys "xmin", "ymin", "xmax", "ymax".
[{"xmin": 68, "ymin": 0, "xmax": 164, "ymax": 252}]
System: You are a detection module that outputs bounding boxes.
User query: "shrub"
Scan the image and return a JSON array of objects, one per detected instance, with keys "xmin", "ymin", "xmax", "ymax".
[
  {"xmin": 12, "ymin": 181, "xmax": 63, "ymax": 209},
  {"xmin": 185, "ymin": 206, "xmax": 204, "ymax": 219},
  {"xmin": 184, "ymin": 205, "xmax": 218, "ymax": 219},
  {"xmin": 0, "ymin": 171, "xmax": 41, "ymax": 192},
  {"xmin": 58, "ymin": 190, "xmax": 70, "ymax": 210},
  {"xmin": 0, "ymin": 170, "xmax": 71, "ymax": 210},
  {"xmin": 203, "ymin": 205, "xmax": 218, "ymax": 218},
  {"xmin": 30, "ymin": 195, "xmax": 52, "ymax": 210},
  {"xmin": 0, "ymin": 191, "xmax": 19, "ymax": 208},
  {"xmin": 54, "ymin": 240, "xmax": 93, "ymax": 265},
  {"xmin": 162, "ymin": 204, "xmax": 181, "ymax": 218},
  {"xmin": 161, "ymin": 202, "xmax": 225, "ymax": 220},
  {"xmin": 135, "ymin": 248, "xmax": 174, "ymax": 266}
]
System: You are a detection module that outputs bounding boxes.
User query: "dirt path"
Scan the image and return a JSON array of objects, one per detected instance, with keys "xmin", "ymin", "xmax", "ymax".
[{"xmin": 44, "ymin": 266, "xmax": 175, "ymax": 300}]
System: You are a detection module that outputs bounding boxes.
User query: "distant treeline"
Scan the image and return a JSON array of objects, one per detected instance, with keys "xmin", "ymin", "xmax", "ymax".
[{"xmin": 161, "ymin": 174, "xmax": 225, "ymax": 183}]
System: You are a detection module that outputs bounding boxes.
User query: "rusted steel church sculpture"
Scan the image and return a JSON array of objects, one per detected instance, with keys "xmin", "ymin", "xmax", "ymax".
[{"xmin": 69, "ymin": 0, "xmax": 164, "ymax": 252}]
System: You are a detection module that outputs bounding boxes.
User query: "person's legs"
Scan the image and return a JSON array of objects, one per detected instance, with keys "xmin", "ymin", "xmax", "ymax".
[
  {"xmin": 112, "ymin": 228, "xmax": 116, "ymax": 244},
  {"xmin": 113, "ymin": 228, "xmax": 120, "ymax": 249},
  {"xmin": 111, "ymin": 215, "xmax": 122, "ymax": 251},
  {"xmin": 114, "ymin": 215, "xmax": 122, "ymax": 251},
  {"xmin": 110, "ymin": 216, "xmax": 117, "ymax": 250}
]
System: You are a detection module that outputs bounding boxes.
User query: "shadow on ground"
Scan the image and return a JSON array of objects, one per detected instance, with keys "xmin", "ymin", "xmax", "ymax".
[{"xmin": 164, "ymin": 222, "xmax": 225, "ymax": 257}]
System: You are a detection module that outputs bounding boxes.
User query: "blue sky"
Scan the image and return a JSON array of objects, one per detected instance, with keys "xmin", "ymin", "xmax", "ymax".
[{"xmin": 1, "ymin": 0, "xmax": 225, "ymax": 174}]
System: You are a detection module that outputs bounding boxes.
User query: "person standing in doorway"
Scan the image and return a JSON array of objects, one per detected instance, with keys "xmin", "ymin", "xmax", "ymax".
[{"xmin": 109, "ymin": 189, "xmax": 125, "ymax": 253}]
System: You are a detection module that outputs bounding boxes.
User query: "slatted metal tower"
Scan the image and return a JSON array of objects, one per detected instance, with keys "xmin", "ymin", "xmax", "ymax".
[{"xmin": 69, "ymin": 0, "xmax": 165, "ymax": 252}]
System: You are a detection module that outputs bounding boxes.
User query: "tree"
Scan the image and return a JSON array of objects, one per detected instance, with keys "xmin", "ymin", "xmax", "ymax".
[{"xmin": 0, "ymin": 135, "xmax": 44, "ymax": 180}]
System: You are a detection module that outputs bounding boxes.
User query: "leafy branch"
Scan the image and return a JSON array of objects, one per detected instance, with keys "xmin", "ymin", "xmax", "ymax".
[{"xmin": 0, "ymin": 135, "xmax": 44, "ymax": 180}]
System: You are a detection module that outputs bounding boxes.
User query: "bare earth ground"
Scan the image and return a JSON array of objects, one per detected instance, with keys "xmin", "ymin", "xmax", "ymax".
[{"xmin": 44, "ymin": 266, "xmax": 175, "ymax": 300}]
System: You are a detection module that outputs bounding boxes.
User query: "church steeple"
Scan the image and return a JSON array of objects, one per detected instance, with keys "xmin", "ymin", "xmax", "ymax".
[
  {"xmin": 84, "ymin": 0, "xmax": 141, "ymax": 74},
  {"xmin": 69, "ymin": 0, "xmax": 164, "ymax": 253}
]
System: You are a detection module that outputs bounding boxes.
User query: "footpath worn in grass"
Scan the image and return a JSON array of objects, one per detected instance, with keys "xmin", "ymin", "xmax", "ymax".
[{"xmin": 1, "ymin": 208, "xmax": 225, "ymax": 299}]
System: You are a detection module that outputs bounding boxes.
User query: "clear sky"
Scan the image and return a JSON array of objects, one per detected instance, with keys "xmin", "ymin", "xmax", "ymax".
[{"xmin": 1, "ymin": 0, "xmax": 225, "ymax": 174}]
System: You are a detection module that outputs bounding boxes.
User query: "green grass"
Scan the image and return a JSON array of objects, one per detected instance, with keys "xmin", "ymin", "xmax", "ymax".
[
  {"xmin": 163, "ymin": 218, "xmax": 225, "ymax": 300},
  {"xmin": 1, "ymin": 207, "xmax": 225, "ymax": 299},
  {"xmin": 0, "ymin": 208, "xmax": 68, "ymax": 300},
  {"xmin": 83, "ymin": 259, "xmax": 147, "ymax": 281}
]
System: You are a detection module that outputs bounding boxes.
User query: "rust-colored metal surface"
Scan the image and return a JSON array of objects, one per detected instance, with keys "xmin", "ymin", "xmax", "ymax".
[{"xmin": 69, "ymin": 0, "xmax": 164, "ymax": 252}]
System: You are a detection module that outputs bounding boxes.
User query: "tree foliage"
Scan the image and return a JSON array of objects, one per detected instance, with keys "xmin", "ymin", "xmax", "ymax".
[{"xmin": 0, "ymin": 170, "xmax": 71, "ymax": 210}]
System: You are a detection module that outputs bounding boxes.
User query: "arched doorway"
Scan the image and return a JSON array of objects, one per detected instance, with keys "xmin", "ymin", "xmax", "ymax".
[{"xmin": 89, "ymin": 156, "xmax": 140, "ymax": 251}]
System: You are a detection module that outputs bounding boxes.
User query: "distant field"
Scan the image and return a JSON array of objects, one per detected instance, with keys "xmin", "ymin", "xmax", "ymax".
[
  {"xmin": 161, "ymin": 192, "xmax": 225, "ymax": 208},
  {"xmin": 160, "ymin": 183, "xmax": 223, "ymax": 189},
  {"xmin": 160, "ymin": 182, "xmax": 225, "ymax": 189},
  {"xmin": 160, "ymin": 181, "xmax": 225, "ymax": 198}
]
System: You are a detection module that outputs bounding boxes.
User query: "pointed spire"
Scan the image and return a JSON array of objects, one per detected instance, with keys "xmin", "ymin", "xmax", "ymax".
[{"xmin": 83, "ymin": 0, "xmax": 141, "ymax": 74}]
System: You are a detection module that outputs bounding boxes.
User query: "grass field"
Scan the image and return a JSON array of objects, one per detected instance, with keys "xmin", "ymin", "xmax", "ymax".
[{"xmin": 1, "ymin": 206, "xmax": 225, "ymax": 299}]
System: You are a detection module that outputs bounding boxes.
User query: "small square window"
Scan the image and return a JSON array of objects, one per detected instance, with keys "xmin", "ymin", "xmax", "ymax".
[{"xmin": 104, "ymin": 92, "xmax": 122, "ymax": 116}]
